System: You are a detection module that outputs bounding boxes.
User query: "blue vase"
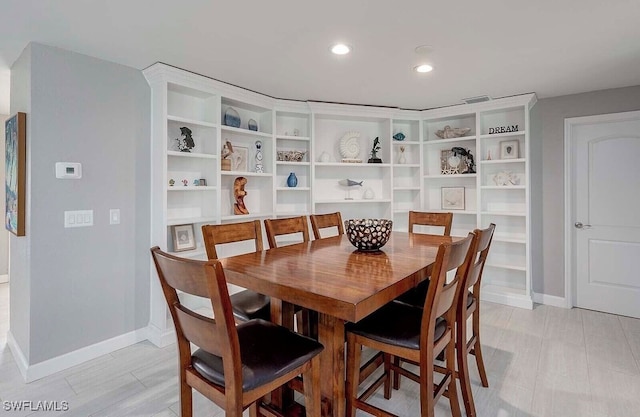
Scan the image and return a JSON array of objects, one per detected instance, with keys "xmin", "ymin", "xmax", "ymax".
[{"xmin": 287, "ymin": 172, "xmax": 298, "ymax": 187}]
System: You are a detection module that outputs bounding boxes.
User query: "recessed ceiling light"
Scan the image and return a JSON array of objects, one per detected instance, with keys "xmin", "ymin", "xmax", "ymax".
[
  {"xmin": 330, "ymin": 43, "xmax": 352, "ymax": 55},
  {"xmin": 414, "ymin": 64, "xmax": 433, "ymax": 73}
]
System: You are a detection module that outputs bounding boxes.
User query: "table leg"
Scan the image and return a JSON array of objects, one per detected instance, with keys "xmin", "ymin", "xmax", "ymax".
[{"xmin": 318, "ymin": 313, "xmax": 346, "ymax": 417}]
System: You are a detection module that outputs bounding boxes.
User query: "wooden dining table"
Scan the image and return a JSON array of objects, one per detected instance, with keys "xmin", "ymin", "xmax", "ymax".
[{"xmin": 220, "ymin": 231, "xmax": 455, "ymax": 417}]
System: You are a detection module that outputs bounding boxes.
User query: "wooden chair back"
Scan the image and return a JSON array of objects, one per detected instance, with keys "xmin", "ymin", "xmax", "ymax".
[
  {"xmin": 264, "ymin": 216, "xmax": 310, "ymax": 248},
  {"xmin": 408, "ymin": 211, "xmax": 453, "ymax": 236},
  {"xmin": 420, "ymin": 233, "xmax": 475, "ymax": 346},
  {"xmin": 467, "ymin": 223, "xmax": 496, "ymax": 290},
  {"xmin": 150, "ymin": 247, "xmax": 242, "ymax": 408},
  {"xmin": 310, "ymin": 212, "xmax": 344, "ymax": 239},
  {"xmin": 202, "ymin": 220, "xmax": 264, "ymax": 259}
]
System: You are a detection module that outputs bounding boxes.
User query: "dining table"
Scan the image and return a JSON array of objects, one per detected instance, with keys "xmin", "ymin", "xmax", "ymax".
[{"xmin": 220, "ymin": 231, "xmax": 456, "ymax": 417}]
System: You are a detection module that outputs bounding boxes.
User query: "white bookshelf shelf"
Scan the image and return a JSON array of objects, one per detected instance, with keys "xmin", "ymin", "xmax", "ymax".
[
  {"xmin": 480, "ymin": 158, "xmax": 525, "ymax": 164},
  {"xmin": 167, "ymin": 186, "xmax": 217, "ymax": 191},
  {"xmin": 167, "ymin": 151, "xmax": 217, "ymax": 159},
  {"xmin": 167, "ymin": 115, "xmax": 218, "ymax": 128},
  {"xmin": 221, "ymin": 125, "xmax": 273, "ymax": 138},
  {"xmin": 424, "ymin": 136, "xmax": 477, "ymax": 145}
]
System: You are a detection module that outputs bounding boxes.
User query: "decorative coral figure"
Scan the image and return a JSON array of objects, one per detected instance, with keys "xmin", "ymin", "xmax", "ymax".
[{"xmin": 233, "ymin": 177, "xmax": 249, "ymax": 215}]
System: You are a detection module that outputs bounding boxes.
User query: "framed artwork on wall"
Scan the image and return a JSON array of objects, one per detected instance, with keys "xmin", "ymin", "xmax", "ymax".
[
  {"xmin": 5, "ymin": 112, "xmax": 26, "ymax": 236},
  {"xmin": 441, "ymin": 187, "xmax": 465, "ymax": 210},
  {"xmin": 171, "ymin": 224, "xmax": 196, "ymax": 252}
]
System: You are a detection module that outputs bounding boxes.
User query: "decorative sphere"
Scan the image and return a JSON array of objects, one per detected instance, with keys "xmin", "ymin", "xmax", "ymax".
[{"xmin": 344, "ymin": 219, "xmax": 393, "ymax": 252}]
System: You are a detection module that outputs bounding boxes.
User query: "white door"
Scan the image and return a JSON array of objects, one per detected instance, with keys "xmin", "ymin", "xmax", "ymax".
[{"xmin": 568, "ymin": 111, "xmax": 640, "ymax": 318}]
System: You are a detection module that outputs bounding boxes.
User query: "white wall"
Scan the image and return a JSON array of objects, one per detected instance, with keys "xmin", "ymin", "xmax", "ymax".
[
  {"xmin": 531, "ymin": 85, "xmax": 640, "ymax": 297},
  {"xmin": 9, "ymin": 43, "xmax": 151, "ymax": 367}
]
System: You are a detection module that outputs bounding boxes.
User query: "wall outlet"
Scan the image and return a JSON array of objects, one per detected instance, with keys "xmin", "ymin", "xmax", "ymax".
[{"xmin": 110, "ymin": 209, "xmax": 120, "ymax": 225}]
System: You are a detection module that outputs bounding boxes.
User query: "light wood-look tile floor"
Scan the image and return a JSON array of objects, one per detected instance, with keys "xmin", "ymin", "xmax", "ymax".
[{"xmin": 0, "ymin": 282, "xmax": 639, "ymax": 417}]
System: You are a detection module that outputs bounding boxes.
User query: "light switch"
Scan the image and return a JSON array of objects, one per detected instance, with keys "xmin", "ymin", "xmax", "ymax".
[
  {"xmin": 64, "ymin": 210, "xmax": 93, "ymax": 228},
  {"xmin": 110, "ymin": 209, "xmax": 120, "ymax": 225}
]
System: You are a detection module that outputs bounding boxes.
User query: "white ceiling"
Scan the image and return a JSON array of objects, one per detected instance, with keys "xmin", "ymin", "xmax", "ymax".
[{"xmin": 2, "ymin": 0, "xmax": 640, "ymax": 115}]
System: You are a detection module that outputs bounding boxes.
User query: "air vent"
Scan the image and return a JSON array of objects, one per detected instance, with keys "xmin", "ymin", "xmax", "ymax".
[{"xmin": 462, "ymin": 95, "xmax": 491, "ymax": 104}]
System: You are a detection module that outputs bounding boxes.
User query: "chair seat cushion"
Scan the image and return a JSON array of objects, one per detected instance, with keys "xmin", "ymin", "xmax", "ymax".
[
  {"xmin": 191, "ymin": 319, "xmax": 323, "ymax": 391},
  {"xmin": 230, "ymin": 290, "xmax": 271, "ymax": 322},
  {"xmin": 346, "ymin": 302, "xmax": 447, "ymax": 350},
  {"xmin": 466, "ymin": 291, "xmax": 475, "ymax": 308},
  {"xmin": 394, "ymin": 279, "xmax": 430, "ymax": 308}
]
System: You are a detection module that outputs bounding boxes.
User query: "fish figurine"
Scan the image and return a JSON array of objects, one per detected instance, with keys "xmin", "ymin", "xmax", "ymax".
[
  {"xmin": 392, "ymin": 132, "xmax": 406, "ymax": 141},
  {"xmin": 339, "ymin": 179, "xmax": 363, "ymax": 187}
]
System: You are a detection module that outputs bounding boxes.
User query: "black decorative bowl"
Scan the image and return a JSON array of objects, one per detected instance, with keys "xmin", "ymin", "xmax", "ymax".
[{"xmin": 345, "ymin": 219, "xmax": 393, "ymax": 252}]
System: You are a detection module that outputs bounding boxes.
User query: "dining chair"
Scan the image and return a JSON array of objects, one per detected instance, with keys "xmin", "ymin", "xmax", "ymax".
[
  {"xmin": 455, "ymin": 223, "xmax": 495, "ymax": 417},
  {"xmin": 309, "ymin": 212, "xmax": 344, "ymax": 240},
  {"xmin": 344, "ymin": 234, "xmax": 475, "ymax": 417},
  {"xmin": 201, "ymin": 220, "xmax": 270, "ymax": 323},
  {"xmin": 264, "ymin": 216, "xmax": 316, "ymax": 338},
  {"xmin": 150, "ymin": 247, "xmax": 323, "ymax": 417},
  {"xmin": 408, "ymin": 210, "xmax": 453, "ymax": 235},
  {"xmin": 394, "ymin": 211, "xmax": 454, "ymax": 307}
]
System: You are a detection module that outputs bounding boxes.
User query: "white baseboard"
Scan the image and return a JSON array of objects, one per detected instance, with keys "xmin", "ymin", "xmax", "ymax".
[
  {"xmin": 9, "ymin": 327, "xmax": 149, "ymax": 383},
  {"xmin": 7, "ymin": 331, "xmax": 29, "ymax": 381},
  {"xmin": 146, "ymin": 323, "xmax": 176, "ymax": 348},
  {"xmin": 532, "ymin": 292, "xmax": 568, "ymax": 308},
  {"xmin": 0, "ymin": 274, "xmax": 8, "ymax": 284}
]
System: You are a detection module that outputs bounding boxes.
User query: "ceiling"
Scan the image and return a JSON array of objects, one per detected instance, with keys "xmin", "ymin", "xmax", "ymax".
[{"xmin": 2, "ymin": 0, "xmax": 640, "ymax": 115}]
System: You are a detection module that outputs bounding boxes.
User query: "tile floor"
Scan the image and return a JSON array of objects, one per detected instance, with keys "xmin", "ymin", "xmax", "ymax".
[{"xmin": 0, "ymin": 282, "xmax": 639, "ymax": 417}]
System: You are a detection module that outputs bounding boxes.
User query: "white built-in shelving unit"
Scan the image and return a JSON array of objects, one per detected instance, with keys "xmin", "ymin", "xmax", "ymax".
[{"xmin": 144, "ymin": 63, "xmax": 536, "ymax": 345}]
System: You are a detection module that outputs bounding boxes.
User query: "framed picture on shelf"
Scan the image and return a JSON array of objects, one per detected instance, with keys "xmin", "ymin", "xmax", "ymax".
[
  {"xmin": 5, "ymin": 112, "xmax": 26, "ymax": 236},
  {"xmin": 231, "ymin": 146, "xmax": 248, "ymax": 171},
  {"xmin": 441, "ymin": 187, "xmax": 465, "ymax": 210},
  {"xmin": 500, "ymin": 140, "xmax": 519, "ymax": 159},
  {"xmin": 440, "ymin": 149, "xmax": 462, "ymax": 175},
  {"xmin": 171, "ymin": 224, "xmax": 196, "ymax": 252}
]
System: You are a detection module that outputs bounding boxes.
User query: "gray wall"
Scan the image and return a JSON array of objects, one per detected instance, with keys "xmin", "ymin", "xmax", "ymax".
[
  {"xmin": 9, "ymin": 45, "xmax": 32, "ymax": 361},
  {"xmin": 10, "ymin": 43, "xmax": 150, "ymax": 364},
  {"xmin": 0, "ymin": 114, "xmax": 8, "ymax": 277},
  {"xmin": 532, "ymin": 85, "xmax": 640, "ymax": 297}
]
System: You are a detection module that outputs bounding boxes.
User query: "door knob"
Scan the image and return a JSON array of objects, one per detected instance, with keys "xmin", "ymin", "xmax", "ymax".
[{"xmin": 574, "ymin": 222, "xmax": 592, "ymax": 229}]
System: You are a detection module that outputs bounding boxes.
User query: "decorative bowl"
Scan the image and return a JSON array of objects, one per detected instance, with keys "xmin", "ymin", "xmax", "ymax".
[
  {"xmin": 344, "ymin": 219, "xmax": 393, "ymax": 252},
  {"xmin": 277, "ymin": 150, "xmax": 307, "ymax": 162},
  {"xmin": 435, "ymin": 125, "xmax": 471, "ymax": 139}
]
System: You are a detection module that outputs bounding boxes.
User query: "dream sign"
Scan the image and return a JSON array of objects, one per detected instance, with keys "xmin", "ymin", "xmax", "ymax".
[{"xmin": 488, "ymin": 125, "xmax": 518, "ymax": 134}]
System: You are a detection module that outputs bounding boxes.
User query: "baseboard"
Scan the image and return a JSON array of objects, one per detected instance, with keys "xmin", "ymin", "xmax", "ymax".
[
  {"xmin": 10, "ymin": 327, "xmax": 149, "ymax": 383},
  {"xmin": 146, "ymin": 323, "xmax": 176, "ymax": 348},
  {"xmin": 0, "ymin": 274, "xmax": 8, "ymax": 284},
  {"xmin": 532, "ymin": 292, "xmax": 568, "ymax": 308},
  {"xmin": 7, "ymin": 331, "xmax": 29, "ymax": 381}
]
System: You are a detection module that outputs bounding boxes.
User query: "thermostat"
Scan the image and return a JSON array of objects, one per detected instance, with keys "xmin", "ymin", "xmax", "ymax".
[{"xmin": 55, "ymin": 162, "xmax": 82, "ymax": 179}]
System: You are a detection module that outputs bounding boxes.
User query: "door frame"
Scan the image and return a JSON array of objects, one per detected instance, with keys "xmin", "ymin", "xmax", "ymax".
[{"xmin": 564, "ymin": 110, "xmax": 640, "ymax": 309}]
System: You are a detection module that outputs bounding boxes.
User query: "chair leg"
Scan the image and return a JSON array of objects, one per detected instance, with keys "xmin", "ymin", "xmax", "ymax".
[
  {"xmin": 383, "ymin": 351, "xmax": 392, "ymax": 399},
  {"xmin": 457, "ymin": 315, "xmax": 476, "ymax": 417},
  {"xmin": 345, "ymin": 332, "xmax": 362, "ymax": 417},
  {"xmin": 302, "ymin": 355, "xmax": 322, "ymax": 417},
  {"xmin": 446, "ymin": 341, "xmax": 462, "ymax": 417},
  {"xmin": 392, "ymin": 355, "xmax": 401, "ymax": 390},
  {"xmin": 472, "ymin": 308, "xmax": 489, "ymax": 388},
  {"xmin": 249, "ymin": 402, "xmax": 259, "ymax": 417},
  {"xmin": 179, "ymin": 376, "xmax": 193, "ymax": 417}
]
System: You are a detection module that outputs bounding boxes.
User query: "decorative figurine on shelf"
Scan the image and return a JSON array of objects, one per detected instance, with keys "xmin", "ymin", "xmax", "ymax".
[
  {"xmin": 182, "ymin": 179, "xmax": 188, "ymax": 186},
  {"xmin": 339, "ymin": 131, "xmax": 362, "ymax": 163},
  {"xmin": 287, "ymin": 172, "xmax": 298, "ymax": 187},
  {"xmin": 254, "ymin": 140, "xmax": 264, "ymax": 173},
  {"xmin": 451, "ymin": 147, "xmax": 476, "ymax": 174},
  {"xmin": 338, "ymin": 178, "xmax": 363, "ymax": 200},
  {"xmin": 393, "ymin": 132, "xmax": 406, "ymax": 141},
  {"xmin": 248, "ymin": 119, "xmax": 258, "ymax": 131},
  {"xmin": 233, "ymin": 177, "xmax": 249, "ymax": 215},
  {"xmin": 176, "ymin": 127, "xmax": 195, "ymax": 152},
  {"xmin": 398, "ymin": 146, "xmax": 407, "ymax": 164},
  {"xmin": 368, "ymin": 137, "xmax": 382, "ymax": 163},
  {"xmin": 221, "ymin": 140, "xmax": 233, "ymax": 171},
  {"xmin": 435, "ymin": 125, "xmax": 471, "ymax": 139},
  {"xmin": 169, "ymin": 179, "xmax": 175, "ymax": 186}
]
